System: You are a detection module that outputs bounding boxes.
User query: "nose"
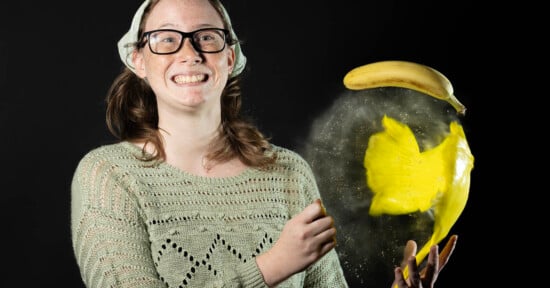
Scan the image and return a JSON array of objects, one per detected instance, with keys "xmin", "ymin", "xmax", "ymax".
[{"xmin": 176, "ymin": 38, "xmax": 202, "ymax": 64}]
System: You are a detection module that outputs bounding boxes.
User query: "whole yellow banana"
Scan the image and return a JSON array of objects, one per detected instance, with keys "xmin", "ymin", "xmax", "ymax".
[{"xmin": 343, "ymin": 60, "xmax": 466, "ymax": 115}]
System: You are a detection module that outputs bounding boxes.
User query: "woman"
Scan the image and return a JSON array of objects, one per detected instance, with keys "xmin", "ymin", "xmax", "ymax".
[{"xmin": 70, "ymin": 0, "xmax": 456, "ymax": 287}]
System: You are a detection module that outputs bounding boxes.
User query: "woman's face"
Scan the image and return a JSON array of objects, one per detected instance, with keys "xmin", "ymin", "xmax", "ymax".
[{"xmin": 134, "ymin": 0, "xmax": 235, "ymax": 113}]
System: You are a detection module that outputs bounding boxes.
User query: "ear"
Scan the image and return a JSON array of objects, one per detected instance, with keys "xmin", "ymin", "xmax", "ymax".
[
  {"xmin": 227, "ymin": 47, "xmax": 236, "ymax": 75},
  {"xmin": 132, "ymin": 50, "xmax": 147, "ymax": 78}
]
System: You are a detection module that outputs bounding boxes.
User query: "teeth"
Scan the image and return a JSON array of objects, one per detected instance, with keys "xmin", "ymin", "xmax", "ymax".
[{"xmin": 173, "ymin": 74, "xmax": 205, "ymax": 84}]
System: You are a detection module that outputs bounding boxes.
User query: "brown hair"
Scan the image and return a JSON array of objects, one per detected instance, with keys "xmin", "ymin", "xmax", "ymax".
[{"xmin": 106, "ymin": 0, "xmax": 276, "ymax": 168}]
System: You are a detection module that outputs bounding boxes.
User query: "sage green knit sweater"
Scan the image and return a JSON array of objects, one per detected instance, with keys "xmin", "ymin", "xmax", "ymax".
[{"xmin": 71, "ymin": 141, "xmax": 348, "ymax": 288}]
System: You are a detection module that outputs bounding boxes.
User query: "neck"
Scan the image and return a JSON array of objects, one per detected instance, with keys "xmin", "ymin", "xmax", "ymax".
[{"xmin": 157, "ymin": 118, "xmax": 218, "ymax": 174}]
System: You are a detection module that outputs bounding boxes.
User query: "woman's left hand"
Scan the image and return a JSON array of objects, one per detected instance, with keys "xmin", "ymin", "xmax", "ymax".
[{"xmin": 392, "ymin": 234, "xmax": 458, "ymax": 288}]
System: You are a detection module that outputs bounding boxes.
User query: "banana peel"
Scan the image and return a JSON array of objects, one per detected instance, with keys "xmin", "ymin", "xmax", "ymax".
[{"xmin": 344, "ymin": 60, "xmax": 467, "ymax": 115}]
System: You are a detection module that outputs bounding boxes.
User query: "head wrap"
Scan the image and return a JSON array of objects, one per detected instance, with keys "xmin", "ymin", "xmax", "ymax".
[{"xmin": 117, "ymin": 0, "xmax": 246, "ymax": 77}]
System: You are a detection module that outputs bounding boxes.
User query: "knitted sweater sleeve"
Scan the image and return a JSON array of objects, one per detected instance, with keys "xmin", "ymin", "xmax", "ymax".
[
  {"xmin": 293, "ymin": 152, "xmax": 350, "ymax": 287},
  {"xmin": 70, "ymin": 152, "xmax": 166, "ymax": 288}
]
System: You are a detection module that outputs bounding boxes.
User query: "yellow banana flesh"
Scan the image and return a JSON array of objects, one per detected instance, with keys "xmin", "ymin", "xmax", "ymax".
[
  {"xmin": 343, "ymin": 60, "xmax": 467, "ymax": 115},
  {"xmin": 364, "ymin": 115, "xmax": 474, "ymax": 285}
]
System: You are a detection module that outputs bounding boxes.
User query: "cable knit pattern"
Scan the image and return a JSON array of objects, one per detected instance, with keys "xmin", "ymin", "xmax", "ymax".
[{"xmin": 71, "ymin": 141, "xmax": 348, "ymax": 288}]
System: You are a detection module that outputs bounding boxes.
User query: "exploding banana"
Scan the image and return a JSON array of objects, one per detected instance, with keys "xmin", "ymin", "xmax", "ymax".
[
  {"xmin": 365, "ymin": 115, "xmax": 473, "ymax": 268},
  {"xmin": 343, "ymin": 60, "xmax": 466, "ymax": 115}
]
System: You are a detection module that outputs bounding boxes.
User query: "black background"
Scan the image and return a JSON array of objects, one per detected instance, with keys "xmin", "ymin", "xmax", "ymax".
[{"xmin": 2, "ymin": 0, "xmax": 513, "ymax": 287}]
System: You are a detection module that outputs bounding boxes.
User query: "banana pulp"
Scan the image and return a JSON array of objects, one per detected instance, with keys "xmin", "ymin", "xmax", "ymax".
[{"xmin": 365, "ymin": 115, "xmax": 473, "ymax": 278}]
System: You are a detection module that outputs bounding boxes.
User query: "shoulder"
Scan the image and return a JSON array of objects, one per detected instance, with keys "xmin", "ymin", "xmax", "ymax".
[
  {"xmin": 267, "ymin": 144, "xmax": 321, "ymax": 205},
  {"xmin": 73, "ymin": 141, "xmax": 145, "ymax": 182},
  {"xmin": 77, "ymin": 141, "xmax": 131, "ymax": 164},
  {"xmin": 270, "ymin": 144, "xmax": 311, "ymax": 168},
  {"xmin": 268, "ymin": 144, "xmax": 317, "ymax": 183},
  {"xmin": 71, "ymin": 142, "xmax": 146, "ymax": 225}
]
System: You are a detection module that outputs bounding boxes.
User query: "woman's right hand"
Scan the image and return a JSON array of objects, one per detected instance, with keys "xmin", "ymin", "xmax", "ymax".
[{"xmin": 256, "ymin": 199, "xmax": 337, "ymax": 287}]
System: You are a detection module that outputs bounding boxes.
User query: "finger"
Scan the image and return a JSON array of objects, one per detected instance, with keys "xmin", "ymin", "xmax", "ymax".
[
  {"xmin": 318, "ymin": 232, "xmax": 337, "ymax": 255},
  {"xmin": 304, "ymin": 226, "xmax": 336, "ymax": 260},
  {"xmin": 310, "ymin": 215, "xmax": 335, "ymax": 235},
  {"xmin": 405, "ymin": 240, "xmax": 417, "ymax": 257},
  {"xmin": 438, "ymin": 234, "xmax": 458, "ymax": 270},
  {"xmin": 314, "ymin": 225, "xmax": 337, "ymax": 244},
  {"xmin": 311, "ymin": 211, "xmax": 337, "ymax": 244},
  {"xmin": 393, "ymin": 267, "xmax": 407, "ymax": 288},
  {"xmin": 301, "ymin": 199, "xmax": 326, "ymax": 223},
  {"xmin": 407, "ymin": 256, "xmax": 421, "ymax": 287},
  {"xmin": 401, "ymin": 240, "xmax": 417, "ymax": 267},
  {"xmin": 421, "ymin": 244, "xmax": 439, "ymax": 286}
]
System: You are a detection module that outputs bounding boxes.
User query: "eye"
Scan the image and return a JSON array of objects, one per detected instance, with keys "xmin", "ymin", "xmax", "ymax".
[
  {"xmin": 151, "ymin": 31, "xmax": 180, "ymax": 45},
  {"xmin": 161, "ymin": 36, "xmax": 177, "ymax": 43},
  {"xmin": 197, "ymin": 32, "xmax": 216, "ymax": 42}
]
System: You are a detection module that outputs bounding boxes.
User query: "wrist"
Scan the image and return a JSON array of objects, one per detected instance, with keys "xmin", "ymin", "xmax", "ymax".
[{"xmin": 256, "ymin": 250, "xmax": 288, "ymax": 287}]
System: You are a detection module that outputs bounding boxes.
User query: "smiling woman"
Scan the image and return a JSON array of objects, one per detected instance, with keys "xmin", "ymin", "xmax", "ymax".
[{"xmin": 70, "ymin": 0, "xmax": 348, "ymax": 287}]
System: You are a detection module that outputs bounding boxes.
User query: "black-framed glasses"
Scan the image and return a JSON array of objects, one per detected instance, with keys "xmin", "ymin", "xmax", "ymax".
[{"xmin": 140, "ymin": 28, "xmax": 230, "ymax": 55}]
